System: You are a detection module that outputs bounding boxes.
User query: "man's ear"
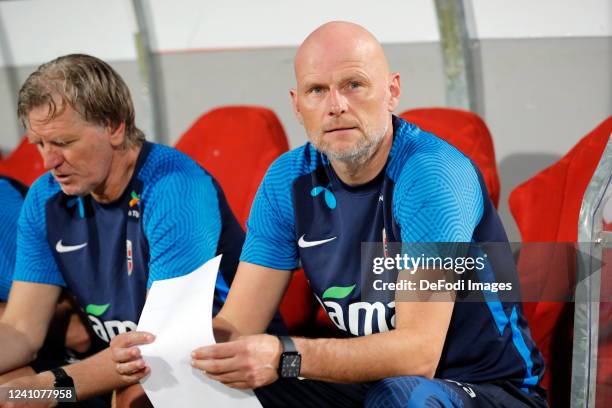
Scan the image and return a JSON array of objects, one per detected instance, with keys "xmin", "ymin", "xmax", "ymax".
[
  {"xmin": 108, "ymin": 122, "xmax": 127, "ymax": 148},
  {"xmin": 387, "ymin": 73, "xmax": 401, "ymax": 112},
  {"xmin": 290, "ymin": 89, "xmax": 304, "ymax": 125}
]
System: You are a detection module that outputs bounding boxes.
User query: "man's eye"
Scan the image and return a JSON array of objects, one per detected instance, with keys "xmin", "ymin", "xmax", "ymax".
[
  {"xmin": 54, "ymin": 140, "xmax": 73, "ymax": 147},
  {"xmin": 349, "ymin": 82, "xmax": 361, "ymax": 89},
  {"xmin": 310, "ymin": 87, "xmax": 322, "ymax": 94}
]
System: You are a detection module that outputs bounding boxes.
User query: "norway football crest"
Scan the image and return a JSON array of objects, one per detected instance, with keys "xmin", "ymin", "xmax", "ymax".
[{"xmin": 126, "ymin": 240, "xmax": 133, "ymax": 276}]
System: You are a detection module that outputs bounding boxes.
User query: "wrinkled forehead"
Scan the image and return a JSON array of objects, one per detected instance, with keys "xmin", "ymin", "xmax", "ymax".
[
  {"xmin": 294, "ymin": 35, "xmax": 388, "ymax": 85},
  {"xmin": 25, "ymin": 102, "xmax": 82, "ymax": 142},
  {"xmin": 26, "ymin": 99, "xmax": 66, "ymax": 126}
]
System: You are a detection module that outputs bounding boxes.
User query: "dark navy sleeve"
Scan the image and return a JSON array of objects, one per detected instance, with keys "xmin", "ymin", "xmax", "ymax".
[
  {"xmin": 13, "ymin": 176, "xmax": 65, "ymax": 287},
  {"xmin": 0, "ymin": 180, "xmax": 25, "ymax": 301},
  {"xmin": 142, "ymin": 171, "xmax": 221, "ymax": 288},
  {"xmin": 392, "ymin": 148, "xmax": 483, "ymax": 248},
  {"xmin": 240, "ymin": 154, "xmax": 299, "ymax": 270}
]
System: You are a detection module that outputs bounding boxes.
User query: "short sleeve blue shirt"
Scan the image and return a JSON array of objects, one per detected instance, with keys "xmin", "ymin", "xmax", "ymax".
[
  {"xmin": 241, "ymin": 116, "xmax": 544, "ymax": 391},
  {"xmin": 13, "ymin": 143, "xmax": 244, "ymax": 343}
]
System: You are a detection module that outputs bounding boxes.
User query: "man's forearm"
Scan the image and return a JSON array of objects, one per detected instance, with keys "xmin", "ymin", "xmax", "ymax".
[
  {"xmin": 0, "ymin": 322, "xmax": 37, "ymax": 373},
  {"xmin": 64, "ymin": 347, "xmax": 133, "ymax": 400},
  {"xmin": 294, "ymin": 329, "xmax": 438, "ymax": 383},
  {"xmin": 212, "ymin": 314, "xmax": 244, "ymax": 343},
  {"xmin": 19, "ymin": 347, "xmax": 135, "ymax": 401}
]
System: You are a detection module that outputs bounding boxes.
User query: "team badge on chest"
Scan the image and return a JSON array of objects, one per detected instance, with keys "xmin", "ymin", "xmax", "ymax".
[{"xmin": 126, "ymin": 239, "xmax": 134, "ymax": 276}]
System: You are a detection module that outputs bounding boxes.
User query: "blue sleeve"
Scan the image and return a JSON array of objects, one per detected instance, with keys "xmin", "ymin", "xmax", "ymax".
[
  {"xmin": 13, "ymin": 176, "xmax": 65, "ymax": 287},
  {"xmin": 142, "ymin": 171, "xmax": 221, "ymax": 288},
  {"xmin": 240, "ymin": 154, "xmax": 299, "ymax": 270},
  {"xmin": 393, "ymin": 148, "xmax": 483, "ymax": 255},
  {"xmin": 0, "ymin": 180, "xmax": 24, "ymax": 301}
]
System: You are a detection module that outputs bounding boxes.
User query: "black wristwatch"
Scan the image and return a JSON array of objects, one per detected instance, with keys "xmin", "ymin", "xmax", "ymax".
[
  {"xmin": 277, "ymin": 336, "xmax": 301, "ymax": 378},
  {"xmin": 50, "ymin": 367, "xmax": 75, "ymax": 389}
]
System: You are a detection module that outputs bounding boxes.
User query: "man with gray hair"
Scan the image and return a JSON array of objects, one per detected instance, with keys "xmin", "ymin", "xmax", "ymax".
[{"xmin": 0, "ymin": 54, "xmax": 246, "ymax": 404}]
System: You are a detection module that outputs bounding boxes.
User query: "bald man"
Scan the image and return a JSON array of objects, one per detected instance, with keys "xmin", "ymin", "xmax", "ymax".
[{"xmin": 110, "ymin": 22, "xmax": 547, "ymax": 407}]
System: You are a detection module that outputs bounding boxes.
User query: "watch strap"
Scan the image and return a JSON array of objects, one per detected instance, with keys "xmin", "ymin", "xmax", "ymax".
[
  {"xmin": 50, "ymin": 367, "xmax": 75, "ymax": 388},
  {"xmin": 277, "ymin": 336, "xmax": 301, "ymax": 378},
  {"xmin": 278, "ymin": 336, "xmax": 297, "ymax": 353}
]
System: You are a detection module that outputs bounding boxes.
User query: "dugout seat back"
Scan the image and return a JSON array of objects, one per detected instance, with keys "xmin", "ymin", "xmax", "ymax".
[
  {"xmin": 174, "ymin": 106, "xmax": 315, "ymax": 332},
  {"xmin": 400, "ymin": 108, "xmax": 501, "ymax": 207},
  {"xmin": 175, "ymin": 106, "xmax": 290, "ymax": 227},
  {"xmin": 0, "ymin": 137, "xmax": 44, "ymax": 186},
  {"xmin": 509, "ymin": 116, "xmax": 612, "ymax": 407}
]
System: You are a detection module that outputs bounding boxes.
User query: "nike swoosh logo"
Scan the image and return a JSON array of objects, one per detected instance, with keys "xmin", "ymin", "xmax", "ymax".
[
  {"xmin": 298, "ymin": 235, "xmax": 337, "ymax": 248},
  {"xmin": 56, "ymin": 240, "xmax": 88, "ymax": 253}
]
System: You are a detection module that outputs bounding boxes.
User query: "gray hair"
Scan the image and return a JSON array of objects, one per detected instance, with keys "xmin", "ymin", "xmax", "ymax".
[{"xmin": 17, "ymin": 54, "xmax": 145, "ymax": 149}]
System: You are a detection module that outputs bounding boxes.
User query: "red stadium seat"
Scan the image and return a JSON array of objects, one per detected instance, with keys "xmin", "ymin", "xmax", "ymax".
[
  {"xmin": 400, "ymin": 108, "xmax": 501, "ymax": 208},
  {"xmin": 175, "ymin": 106, "xmax": 316, "ymax": 332},
  {"xmin": 0, "ymin": 137, "xmax": 44, "ymax": 186},
  {"xmin": 175, "ymin": 106, "xmax": 289, "ymax": 227},
  {"xmin": 509, "ymin": 116, "xmax": 612, "ymax": 407}
]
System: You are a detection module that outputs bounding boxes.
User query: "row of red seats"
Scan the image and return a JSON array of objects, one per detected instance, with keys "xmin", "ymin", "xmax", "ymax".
[
  {"xmin": 510, "ymin": 116, "xmax": 612, "ymax": 408},
  {"xmin": 2, "ymin": 107, "xmax": 610, "ymax": 407}
]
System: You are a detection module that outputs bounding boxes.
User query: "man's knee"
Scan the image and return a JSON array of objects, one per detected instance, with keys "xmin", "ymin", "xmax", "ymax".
[{"xmin": 365, "ymin": 376, "xmax": 463, "ymax": 408}]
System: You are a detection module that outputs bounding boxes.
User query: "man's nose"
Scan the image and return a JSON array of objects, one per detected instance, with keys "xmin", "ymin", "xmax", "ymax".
[
  {"xmin": 40, "ymin": 145, "xmax": 63, "ymax": 171},
  {"xmin": 328, "ymin": 88, "xmax": 348, "ymax": 116}
]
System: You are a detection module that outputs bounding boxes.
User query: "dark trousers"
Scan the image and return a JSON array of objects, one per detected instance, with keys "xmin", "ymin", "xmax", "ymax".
[{"xmin": 255, "ymin": 376, "xmax": 548, "ymax": 408}]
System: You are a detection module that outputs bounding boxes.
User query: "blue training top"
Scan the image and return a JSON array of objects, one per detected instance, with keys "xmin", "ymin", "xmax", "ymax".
[
  {"xmin": 0, "ymin": 176, "xmax": 27, "ymax": 301},
  {"xmin": 242, "ymin": 116, "xmax": 544, "ymax": 392},
  {"xmin": 13, "ymin": 142, "xmax": 244, "ymax": 344}
]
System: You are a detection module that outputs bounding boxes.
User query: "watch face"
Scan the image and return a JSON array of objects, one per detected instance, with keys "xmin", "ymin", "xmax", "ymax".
[{"xmin": 280, "ymin": 353, "xmax": 301, "ymax": 378}]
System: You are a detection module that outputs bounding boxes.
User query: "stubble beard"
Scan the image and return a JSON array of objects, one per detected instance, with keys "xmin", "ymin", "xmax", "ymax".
[{"xmin": 310, "ymin": 119, "xmax": 389, "ymax": 165}]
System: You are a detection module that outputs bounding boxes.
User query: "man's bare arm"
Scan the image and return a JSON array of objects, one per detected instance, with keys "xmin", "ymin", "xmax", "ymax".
[
  {"xmin": 294, "ymin": 299, "xmax": 454, "ymax": 382},
  {"xmin": 0, "ymin": 345, "xmax": 148, "ymax": 404},
  {"xmin": 66, "ymin": 348, "xmax": 143, "ymax": 400},
  {"xmin": 0, "ymin": 282, "xmax": 61, "ymax": 373},
  {"xmin": 213, "ymin": 261, "xmax": 293, "ymax": 339},
  {"xmin": 195, "ymin": 300, "xmax": 454, "ymax": 386}
]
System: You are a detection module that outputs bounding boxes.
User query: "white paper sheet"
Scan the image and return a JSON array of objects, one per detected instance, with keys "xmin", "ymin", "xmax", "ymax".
[{"xmin": 137, "ymin": 255, "xmax": 262, "ymax": 407}]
